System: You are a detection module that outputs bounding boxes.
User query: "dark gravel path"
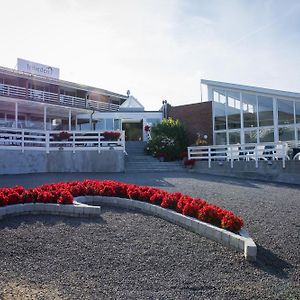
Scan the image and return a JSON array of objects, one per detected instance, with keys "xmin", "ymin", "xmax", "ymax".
[{"xmin": 0, "ymin": 172, "xmax": 299, "ymax": 299}]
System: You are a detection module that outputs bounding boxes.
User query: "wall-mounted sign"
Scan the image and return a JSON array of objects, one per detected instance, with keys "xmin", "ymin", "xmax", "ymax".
[{"xmin": 17, "ymin": 58, "xmax": 60, "ymax": 79}]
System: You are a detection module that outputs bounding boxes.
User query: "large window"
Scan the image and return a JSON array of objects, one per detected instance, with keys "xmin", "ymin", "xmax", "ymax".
[
  {"xmin": 278, "ymin": 127, "xmax": 295, "ymax": 141},
  {"xmin": 215, "ymin": 132, "xmax": 227, "ymax": 145},
  {"xmin": 229, "ymin": 131, "xmax": 240, "ymax": 144},
  {"xmin": 244, "ymin": 130, "xmax": 257, "ymax": 143},
  {"xmin": 296, "ymin": 102, "xmax": 300, "ymax": 124},
  {"xmin": 214, "ymin": 90, "xmax": 226, "ymax": 130},
  {"xmin": 277, "ymin": 99, "xmax": 294, "ymax": 125},
  {"xmin": 259, "ymin": 128, "xmax": 274, "ymax": 143},
  {"xmin": 227, "ymin": 91, "xmax": 241, "ymax": 129},
  {"xmin": 258, "ymin": 96, "xmax": 274, "ymax": 126},
  {"xmin": 242, "ymin": 93, "xmax": 257, "ymax": 128}
]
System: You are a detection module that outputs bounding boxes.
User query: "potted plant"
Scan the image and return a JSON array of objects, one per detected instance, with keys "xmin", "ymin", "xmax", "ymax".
[{"xmin": 184, "ymin": 159, "xmax": 195, "ymax": 169}]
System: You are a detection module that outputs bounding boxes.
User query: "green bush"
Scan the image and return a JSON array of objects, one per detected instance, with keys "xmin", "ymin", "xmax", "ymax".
[{"xmin": 144, "ymin": 118, "xmax": 188, "ymax": 161}]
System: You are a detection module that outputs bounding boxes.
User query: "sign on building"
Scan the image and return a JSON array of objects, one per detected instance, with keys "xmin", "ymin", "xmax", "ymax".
[{"xmin": 17, "ymin": 58, "xmax": 60, "ymax": 79}]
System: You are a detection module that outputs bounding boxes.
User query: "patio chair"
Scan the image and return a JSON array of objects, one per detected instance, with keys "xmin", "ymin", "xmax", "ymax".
[
  {"xmin": 246, "ymin": 145, "xmax": 268, "ymax": 161},
  {"xmin": 273, "ymin": 143, "xmax": 290, "ymax": 160},
  {"xmin": 226, "ymin": 145, "xmax": 240, "ymax": 161}
]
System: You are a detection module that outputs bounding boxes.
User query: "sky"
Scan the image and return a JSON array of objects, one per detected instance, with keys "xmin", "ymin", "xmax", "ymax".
[{"xmin": 0, "ymin": 0, "xmax": 299, "ymax": 110}]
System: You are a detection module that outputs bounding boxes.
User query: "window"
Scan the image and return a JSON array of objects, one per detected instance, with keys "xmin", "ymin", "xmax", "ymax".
[
  {"xmin": 105, "ymin": 119, "xmax": 113, "ymax": 130},
  {"xmin": 227, "ymin": 91, "xmax": 241, "ymax": 129},
  {"xmin": 95, "ymin": 119, "xmax": 105, "ymax": 130},
  {"xmin": 114, "ymin": 119, "xmax": 121, "ymax": 130},
  {"xmin": 277, "ymin": 99, "xmax": 294, "ymax": 125},
  {"xmin": 259, "ymin": 128, "xmax": 274, "ymax": 143},
  {"xmin": 296, "ymin": 102, "xmax": 300, "ymax": 124},
  {"xmin": 215, "ymin": 132, "xmax": 227, "ymax": 145},
  {"xmin": 242, "ymin": 93, "xmax": 257, "ymax": 128},
  {"xmin": 229, "ymin": 131, "xmax": 240, "ymax": 144},
  {"xmin": 258, "ymin": 96, "xmax": 274, "ymax": 126},
  {"xmin": 244, "ymin": 130, "xmax": 257, "ymax": 144},
  {"xmin": 278, "ymin": 127, "xmax": 295, "ymax": 141}
]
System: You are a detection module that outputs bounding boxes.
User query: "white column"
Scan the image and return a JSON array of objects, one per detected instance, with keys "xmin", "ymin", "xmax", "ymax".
[
  {"xmin": 43, "ymin": 106, "xmax": 47, "ymax": 130},
  {"xmin": 68, "ymin": 109, "xmax": 72, "ymax": 131},
  {"xmin": 15, "ymin": 102, "xmax": 18, "ymax": 128}
]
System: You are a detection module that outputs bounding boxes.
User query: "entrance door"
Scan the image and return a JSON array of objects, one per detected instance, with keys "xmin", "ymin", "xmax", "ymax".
[{"xmin": 122, "ymin": 120, "xmax": 143, "ymax": 141}]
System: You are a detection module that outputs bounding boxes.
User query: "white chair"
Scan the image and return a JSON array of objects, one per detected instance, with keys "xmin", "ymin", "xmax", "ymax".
[
  {"xmin": 227, "ymin": 145, "xmax": 240, "ymax": 161},
  {"xmin": 273, "ymin": 143, "xmax": 290, "ymax": 160},
  {"xmin": 246, "ymin": 145, "xmax": 268, "ymax": 161}
]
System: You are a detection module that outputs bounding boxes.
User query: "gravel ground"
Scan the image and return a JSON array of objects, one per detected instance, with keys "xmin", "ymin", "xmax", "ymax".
[{"xmin": 0, "ymin": 172, "xmax": 299, "ymax": 300}]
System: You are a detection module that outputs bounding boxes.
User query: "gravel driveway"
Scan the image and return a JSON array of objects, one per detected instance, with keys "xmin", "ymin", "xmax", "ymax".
[{"xmin": 0, "ymin": 172, "xmax": 299, "ymax": 299}]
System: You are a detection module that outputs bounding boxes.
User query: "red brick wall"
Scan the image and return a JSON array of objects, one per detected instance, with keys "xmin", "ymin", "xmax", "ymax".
[{"xmin": 167, "ymin": 102, "xmax": 213, "ymax": 145}]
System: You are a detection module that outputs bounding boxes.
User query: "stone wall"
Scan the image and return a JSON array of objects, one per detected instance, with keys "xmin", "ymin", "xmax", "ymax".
[
  {"xmin": 193, "ymin": 160, "xmax": 300, "ymax": 185},
  {"xmin": 0, "ymin": 150, "xmax": 124, "ymax": 174}
]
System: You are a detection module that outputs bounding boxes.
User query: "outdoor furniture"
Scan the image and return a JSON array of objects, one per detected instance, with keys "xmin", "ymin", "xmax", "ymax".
[
  {"xmin": 246, "ymin": 145, "xmax": 268, "ymax": 161},
  {"xmin": 226, "ymin": 145, "xmax": 240, "ymax": 161},
  {"xmin": 293, "ymin": 148, "xmax": 300, "ymax": 160},
  {"xmin": 273, "ymin": 143, "xmax": 290, "ymax": 160}
]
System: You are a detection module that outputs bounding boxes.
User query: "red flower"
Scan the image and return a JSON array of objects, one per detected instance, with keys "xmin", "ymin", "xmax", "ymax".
[
  {"xmin": 144, "ymin": 125, "xmax": 150, "ymax": 132},
  {"xmin": 103, "ymin": 131, "xmax": 121, "ymax": 141}
]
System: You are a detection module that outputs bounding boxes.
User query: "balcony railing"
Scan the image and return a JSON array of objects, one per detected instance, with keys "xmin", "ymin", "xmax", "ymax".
[
  {"xmin": 0, "ymin": 83, "xmax": 120, "ymax": 112},
  {"xmin": 188, "ymin": 142, "xmax": 297, "ymax": 169},
  {"xmin": 0, "ymin": 127, "xmax": 125, "ymax": 153}
]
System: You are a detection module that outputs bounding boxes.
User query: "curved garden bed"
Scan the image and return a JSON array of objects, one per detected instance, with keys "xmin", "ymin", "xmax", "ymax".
[{"xmin": 0, "ymin": 180, "xmax": 257, "ymax": 260}]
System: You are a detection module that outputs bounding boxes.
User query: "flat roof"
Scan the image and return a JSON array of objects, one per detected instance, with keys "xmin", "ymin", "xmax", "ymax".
[
  {"xmin": 0, "ymin": 65, "xmax": 127, "ymax": 100},
  {"xmin": 201, "ymin": 79, "xmax": 300, "ymax": 99}
]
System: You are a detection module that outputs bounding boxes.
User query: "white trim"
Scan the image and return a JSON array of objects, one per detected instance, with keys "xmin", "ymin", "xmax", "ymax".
[{"xmin": 201, "ymin": 79, "xmax": 300, "ymax": 100}]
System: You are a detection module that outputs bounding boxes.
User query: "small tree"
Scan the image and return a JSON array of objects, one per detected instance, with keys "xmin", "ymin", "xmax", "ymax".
[{"xmin": 145, "ymin": 118, "xmax": 188, "ymax": 161}]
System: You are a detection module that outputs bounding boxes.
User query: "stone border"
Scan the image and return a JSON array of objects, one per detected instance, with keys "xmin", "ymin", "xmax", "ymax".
[
  {"xmin": 0, "ymin": 203, "xmax": 101, "ymax": 219},
  {"xmin": 75, "ymin": 196, "xmax": 257, "ymax": 261}
]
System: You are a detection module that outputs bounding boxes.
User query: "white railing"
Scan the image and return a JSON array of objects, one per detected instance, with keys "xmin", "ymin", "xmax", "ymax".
[
  {"xmin": 87, "ymin": 99, "xmax": 120, "ymax": 112},
  {"xmin": 0, "ymin": 83, "xmax": 120, "ymax": 112},
  {"xmin": 0, "ymin": 127, "xmax": 125, "ymax": 153},
  {"xmin": 188, "ymin": 142, "xmax": 292, "ymax": 168}
]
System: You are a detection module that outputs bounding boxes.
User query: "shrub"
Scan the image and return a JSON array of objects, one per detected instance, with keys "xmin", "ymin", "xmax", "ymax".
[{"xmin": 145, "ymin": 118, "xmax": 189, "ymax": 161}]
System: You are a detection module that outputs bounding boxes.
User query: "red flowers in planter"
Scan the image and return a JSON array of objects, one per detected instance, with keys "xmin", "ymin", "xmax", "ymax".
[
  {"xmin": 144, "ymin": 125, "xmax": 150, "ymax": 132},
  {"xmin": 103, "ymin": 131, "xmax": 121, "ymax": 141},
  {"xmin": 0, "ymin": 180, "xmax": 244, "ymax": 233},
  {"xmin": 184, "ymin": 159, "xmax": 195, "ymax": 167}
]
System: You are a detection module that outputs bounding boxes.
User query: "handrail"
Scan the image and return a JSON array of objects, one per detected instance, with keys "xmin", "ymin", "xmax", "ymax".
[
  {"xmin": 0, "ymin": 127, "xmax": 125, "ymax": 153},
  {"xmin": 0, "ymin": 83, "xmax": 120, "ymax": 112},
  {"xmin": 188, "ymin": 142, "xmax": 291, "ymax": 169}
]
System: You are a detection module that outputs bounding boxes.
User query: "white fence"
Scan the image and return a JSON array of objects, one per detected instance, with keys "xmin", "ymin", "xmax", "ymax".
[
  {"xmin": 0, "ymin": 127, "xmax": 125, "ymax": 153},
  {"xmin": 0, "ymin": 83, "xmax": 120, "ymax": 112},
  {"xmin": 187, "ymin": 142, "xmax": 298, "ymax": 169}
]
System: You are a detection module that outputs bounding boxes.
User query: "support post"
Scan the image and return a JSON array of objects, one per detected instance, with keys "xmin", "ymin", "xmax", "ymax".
[
  {"xmin": 68, "ymin": 109, "xmax": 72, "ymax": 131},
  {"xmin": 44, "ymin": 106, "xmax": 47, "ymax": 130},
  {"xmin": 15, "ymin": 102, "xmax": 18, "ymax": 128},
  {"xmin": 46, "ymin": 132, "xmax": 50, "ymax": 154}
]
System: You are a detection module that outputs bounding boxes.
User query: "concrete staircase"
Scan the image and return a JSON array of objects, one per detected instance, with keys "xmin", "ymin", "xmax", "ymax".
[{"xmin": 125, "ymin": 141, "xmax": 185, "ymax": 172}]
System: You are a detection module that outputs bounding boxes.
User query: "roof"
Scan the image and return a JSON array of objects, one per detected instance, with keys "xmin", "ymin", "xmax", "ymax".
[
  {"xmin": 201, "ymin": 79, "xmax": 300, "ymax": 99},
  {"xmin": 119, "ymin": 96, "xmax": 144, "ymax": 111},
  {"xmin": 0, "ymin": 65, "xmax": 127, "ymax": 100}
]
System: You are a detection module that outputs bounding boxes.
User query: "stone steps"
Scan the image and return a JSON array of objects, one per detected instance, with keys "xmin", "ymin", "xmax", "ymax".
[{"xmin": 125, "ymin": 141, "xmax": 186, "ymax": 172}]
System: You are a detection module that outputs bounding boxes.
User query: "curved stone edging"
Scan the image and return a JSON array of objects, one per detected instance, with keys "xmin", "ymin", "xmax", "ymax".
[
  {"xmin": 75, "ymin": 196, "xmax": 257, "ymax": 261},
  {"xmin": 0, "ymin": 202, "xmax": 101, "ymax": 219}
]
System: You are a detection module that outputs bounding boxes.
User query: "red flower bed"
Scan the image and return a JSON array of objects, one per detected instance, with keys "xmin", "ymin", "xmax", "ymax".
[{"xmin": 0, "ymin": 180, "xmax": 244, "ymax": 232}]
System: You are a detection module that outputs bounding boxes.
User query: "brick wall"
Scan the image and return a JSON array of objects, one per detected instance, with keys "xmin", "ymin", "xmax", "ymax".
[{"xmin": 167, "ymin": 102, "xmax": 213, "ymax": 145}]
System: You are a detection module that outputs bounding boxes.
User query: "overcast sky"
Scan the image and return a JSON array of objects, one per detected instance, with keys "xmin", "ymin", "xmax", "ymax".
[{"xmin": 0, "ymin": 0, "xmax": 299, "ymax": 110}]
